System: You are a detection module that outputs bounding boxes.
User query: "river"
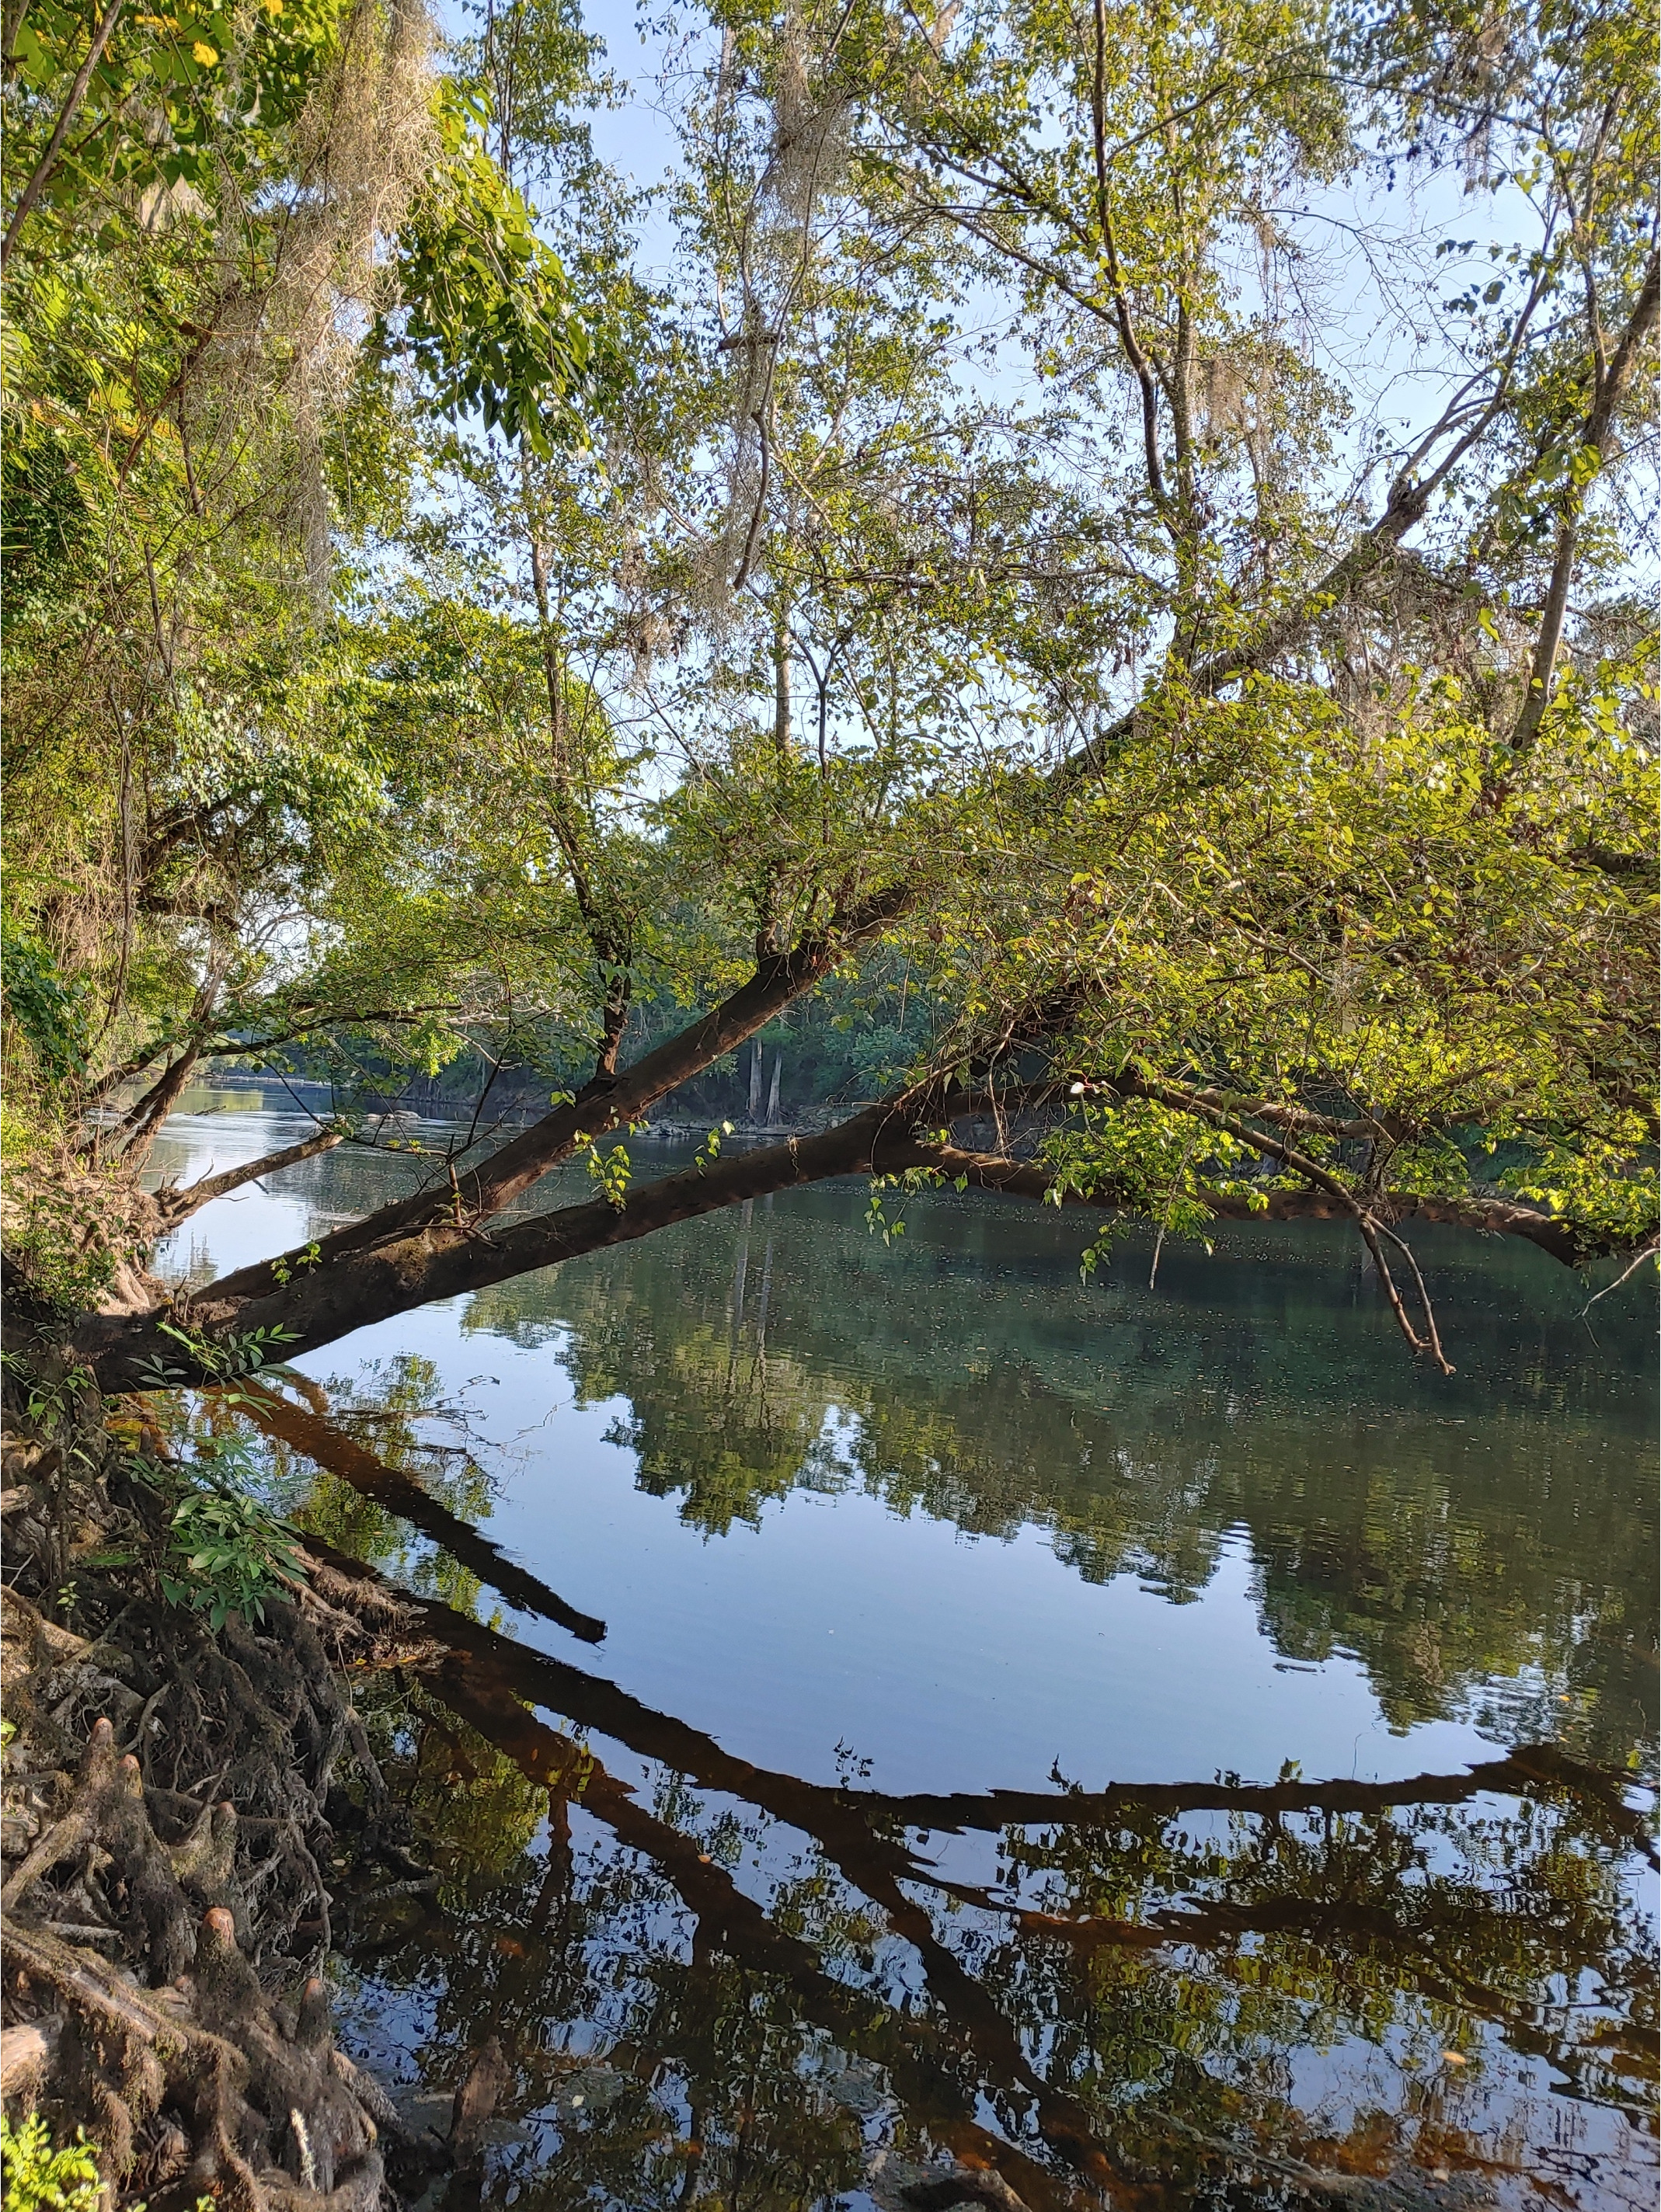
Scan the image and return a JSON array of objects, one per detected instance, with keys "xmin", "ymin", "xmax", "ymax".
[{"xmin": 147, "ymin": 1093, "xmax": 1658, "ymax": 2210}]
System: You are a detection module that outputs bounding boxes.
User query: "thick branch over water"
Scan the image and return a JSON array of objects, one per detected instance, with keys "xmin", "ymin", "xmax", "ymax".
[
  {"xmin": 278, "ymin": 881, "xmax": 915, "ymax": 1270},
  {"xmin": 74, "ymin": 1085, "xmax": 1598, "ymax": 1386}
]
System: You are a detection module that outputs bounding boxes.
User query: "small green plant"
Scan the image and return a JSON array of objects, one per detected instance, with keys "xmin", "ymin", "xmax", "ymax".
[
  {"xmin": 134, "ymin": 1319, "xmax": 299, "ymax": 1400},
  {"xmin": 693, "ymin": 1121, "xmax": 734, "ymax": 1174},
  {"xmin": 148, "ymin": 1433, "xmax": 308, "ymax": 1629},
  {"xmin": 0, "ymin": 1355, "xmax": 93, "ymax": 1438},
  {"xmin": 127, "ymin": 1325, "xmax": 312, "ymax": 1627},
  {"xmin": 270, "ymin": 1240, "xmax": 322, "ymax": 1287},
  {"xmin": 162, "ymin": 1482, "xmax": 308, "ymax": 1629},
  {"xmin": 864, "ymin": 1163, "xmax": 945, "ymax": 1246},
  {"xmin": 580, "ymin": 1137, "xmax": 632, "ymax": 1209},
  {"xmin": 0, "ymin": 2113, "xmax": 102, "ymax": 2212}
]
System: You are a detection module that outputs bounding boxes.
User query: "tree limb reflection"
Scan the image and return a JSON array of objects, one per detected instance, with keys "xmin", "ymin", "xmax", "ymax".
[
  {"xmin": 298, "ymin": 1532, "xmax": 1657, "ymax": 2210},
  {"xmin": 245, "ymin": 1381, "xmax": 608, "ymax": 1643}
]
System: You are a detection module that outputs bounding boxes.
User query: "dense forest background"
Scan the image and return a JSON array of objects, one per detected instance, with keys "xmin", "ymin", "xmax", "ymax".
[{"xmin": 3, "ymin": 0, "xmax": 1656, "ymax": 1362}]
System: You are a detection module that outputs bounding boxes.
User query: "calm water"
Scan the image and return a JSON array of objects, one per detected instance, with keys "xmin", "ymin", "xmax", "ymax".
[{"xmin": 148, "ymin": 1096, "xmax": 1659, "ymax": 2210}]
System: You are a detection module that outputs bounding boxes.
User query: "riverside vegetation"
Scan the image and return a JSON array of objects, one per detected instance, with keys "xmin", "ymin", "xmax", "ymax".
[{"xmin": 0, "ymin": 0, "xmax": 1656, "ymax": 2198}]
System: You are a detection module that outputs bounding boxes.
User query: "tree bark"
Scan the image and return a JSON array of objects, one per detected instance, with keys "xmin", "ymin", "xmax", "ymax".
[
  {"xmin": 256, "ymin": 880, "xmax": 913, "ymax": 1282},
  {"xmin": 113, "ymin": 1044, "xmax": 201, "ymax": 1169},
  {"xmin": 71, "ymin": 1093, "xmax": 1603, "ymax": 1390}
]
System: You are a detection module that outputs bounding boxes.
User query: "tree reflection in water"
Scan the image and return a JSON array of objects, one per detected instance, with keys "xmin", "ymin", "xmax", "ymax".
[
  {"xmin": 232, "ymin": 1176, "xmax": 1656, "ymax": 2210},
  {"xmin": 461, "ymin": 1181, "xmax": 1657, "ymax": 1763},
  {"xmin": 336, "ymin": 1619, "xmax": 1654, "ymax": 2210},
  {"xmin": 249, "ymin": 1389, "xmax": 1656, "ymax": 2211}
]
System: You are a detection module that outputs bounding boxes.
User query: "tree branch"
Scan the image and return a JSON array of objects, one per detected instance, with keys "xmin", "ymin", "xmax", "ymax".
[
  {"xmin": 113, "ymin": 1045, "xmax": 201, "ymax": 1169},
  {"xmin": 72, "ymin": 1064, "xmax": 1609, "ymax": 1390},
  {"xmin": 75, "ymin": 1101, "xmax": 901, "ymax": 1386},
  {"xmin": 1, "ymin": 0, "xmax": 127, "ymax": 272},
  {"xmin": 1057, "ymin": 300, "xmax": 1554, "ymax": 786},
  {"xmin": 882, "ymin": 1136, "xmax": 1593, "ymax": 1268},
  {"xmin": 1511, "ymin": 246, "xmax": 1660, "ymax": 753},
  {"xmin": 1090, "ymin": 0, "xmax": 1165, "ymax": 508},
  {"xmin": 308, "ymin": 1524, "xmax": 1642, "ymax": 1842},
  {"xmin": 78, "ymin": 1003, "xmax": 462, "ymax": 1112},
  {"xmin": 151, "ymin": 1130, "xmax": 347, "ymax": 1228},
  {"xmin": 221, "ymin": 880, "xmax": 917, "ymax": 1283}
]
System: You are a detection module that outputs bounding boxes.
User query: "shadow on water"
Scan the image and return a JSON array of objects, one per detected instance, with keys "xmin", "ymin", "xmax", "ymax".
[{"xmin": 149, "ymin": 1108, "xmax": 1658, "ymax": 2207}]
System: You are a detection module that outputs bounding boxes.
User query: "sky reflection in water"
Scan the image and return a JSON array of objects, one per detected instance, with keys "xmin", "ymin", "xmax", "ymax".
[{"xmin": 150, "ymin": 1098, "xmax": 1658, "ymax": 2209}]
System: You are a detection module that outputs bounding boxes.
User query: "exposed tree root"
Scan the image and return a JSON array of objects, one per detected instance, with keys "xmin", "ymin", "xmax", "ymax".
[{"xmin": 0, "ymin": 1400, "xmax": 447, "ymax": 2210}]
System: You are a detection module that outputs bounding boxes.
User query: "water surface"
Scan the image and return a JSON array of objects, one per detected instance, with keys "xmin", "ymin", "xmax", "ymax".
[{"xmin": 148, "ymin": 1097, "xmax": 1659, "ymax": 2209}]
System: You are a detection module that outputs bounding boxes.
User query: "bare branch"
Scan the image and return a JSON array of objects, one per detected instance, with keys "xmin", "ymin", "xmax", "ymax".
[{"xmin": 152, "ymin": 1129, "xmax": 346, "ymax": 1227}]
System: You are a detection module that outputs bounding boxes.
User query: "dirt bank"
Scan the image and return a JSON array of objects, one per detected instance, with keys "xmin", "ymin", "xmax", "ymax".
[{"xmin": 0, "ymin": 1353, "xmax": 455, "ymax": 2210}]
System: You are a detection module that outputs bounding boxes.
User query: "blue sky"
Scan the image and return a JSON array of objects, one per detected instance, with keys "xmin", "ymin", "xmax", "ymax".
[{"xmin": 554, "ymin": 0, "xmax": 1551, "ymax": 496}]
